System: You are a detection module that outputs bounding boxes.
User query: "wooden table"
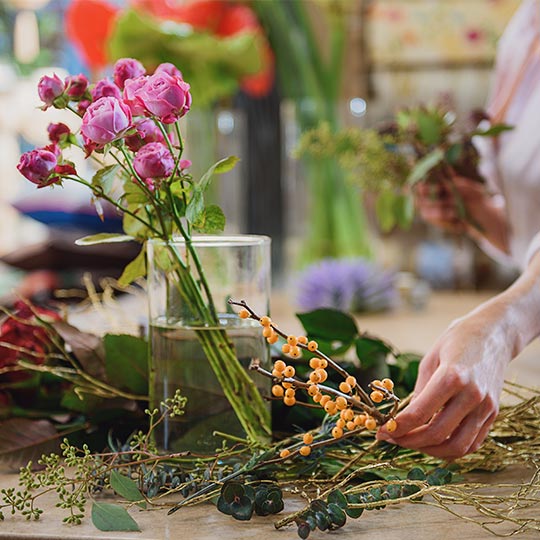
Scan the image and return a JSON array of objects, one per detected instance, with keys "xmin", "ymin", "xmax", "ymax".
[{"xmin": 1, "ymin": 291, "xmax": 539, "ymax": 539}]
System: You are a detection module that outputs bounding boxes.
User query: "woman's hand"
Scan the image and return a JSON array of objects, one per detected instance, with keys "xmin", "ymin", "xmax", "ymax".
[
  {"xmin": 415, "ymin": 176, "xmax": 510, "ymax": 255},
  {"xmin": 378, "ymin": 252, "xmax": 540, "ymax": 458}
]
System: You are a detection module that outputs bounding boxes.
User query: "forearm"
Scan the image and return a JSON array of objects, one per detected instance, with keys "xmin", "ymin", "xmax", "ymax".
[{"xmin": 473, "ymin": 251, "xmax": 540, "ymax": 356}]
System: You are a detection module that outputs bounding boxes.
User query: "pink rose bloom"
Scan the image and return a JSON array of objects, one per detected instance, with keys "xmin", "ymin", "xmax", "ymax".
[
  {"xmin": 47, "ymin": 122, "xmax": 71, "ymax": 143},
  {"xmin": 65, "ymin": 74, "xmax": 89, "ymax": 99},
  {"xmin": 179, "ymin": 159, "xmax": 192, "ymax": 169},
  {"xmin": 16, "ymin": 145, "xmax": 68, "ymax": 188},
  {"xmin": 123, "ymin": 76, "xmax": 148, "ymax": 116},
  {"xmin": 91, "ymin": 78, "xmax": 122, "ymax": 101},
  {"xmin": 114, "ymin": 58, "xmax": 146, "ymax": 90},
  {"xmin": 135, "ymin": 72, "xmax": 192, "ymax": 124},
  {"xmin": 125, "ymin": 117, "xmax": 165, "ymax": 152},
  {"xmin": 133, "ymin": 142, "xmax": 174, "ymax": 179},
  {"xmin": 37, "ymin": 74, "xmax": 65, "ymax": 110},
  {"xmin": 80, "ymin": 97, "xmax": 132, "ymax": 145},
  {"xmin": 155, "ymin": 62, "xmax": 183, "ymax": 78}
]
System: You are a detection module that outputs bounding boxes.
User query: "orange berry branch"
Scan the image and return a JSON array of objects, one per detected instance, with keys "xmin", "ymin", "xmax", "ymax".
[{"xmin": 228, "ymin": 299, "xmax": 400, "ymax": 461}]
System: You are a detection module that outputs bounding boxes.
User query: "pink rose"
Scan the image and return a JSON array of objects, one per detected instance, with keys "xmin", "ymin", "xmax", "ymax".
[
  {"xmin": 179, "ymin": 159, "xmax": 192, "ymax": 170},
  {"xmin": 114, "ymin": 58, "xmax": 146, "ymax": 90},
  {"xmin": 135, "ymin": 72, "xmax": 192, "ymax": 124},
  {"xmin": 133, "ymin": 142, "xmax": 174, "ymax": 179},
  {"xmin": 155, "ymin": 62, "xmax": 183, "ymax": 78},
  {"xmin": 37, "ymin": 74, "xmax": 65, "ymax": 110},
  {"xmin": 125, "ymin": 117, "xmax": 165, "ymax": 152},
  {"xmin": 16, "ymin": 145, "xmax": 73, "ymax": 188},
  {"xmin": 47, "ymin": 122, "xmax": 71, "ymax": 143},
  {"xmin": 80, "ymin": 97, "xmax": 132, "ymax": 145},
  {"xmin": 65, "ymin": 74, "xmax": 89, "ymax": 99},
  {"xmin": 123, "ymin": 76, "xmax": 148, "ymax": 116},
  {"xmin": 91, "ymin": 78, "xmax": 122, "ymax": 101}
]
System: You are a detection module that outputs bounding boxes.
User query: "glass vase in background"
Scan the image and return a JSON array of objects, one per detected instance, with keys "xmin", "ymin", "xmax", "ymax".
[{"xmin": 147, "ymin": 235, "xmax": 271, "ymax": 453}]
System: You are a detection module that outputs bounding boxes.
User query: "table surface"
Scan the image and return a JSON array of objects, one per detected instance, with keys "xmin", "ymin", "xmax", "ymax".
[{"xmin": 1, "ymin": 291, "xmax": 539, "ymax": 539}]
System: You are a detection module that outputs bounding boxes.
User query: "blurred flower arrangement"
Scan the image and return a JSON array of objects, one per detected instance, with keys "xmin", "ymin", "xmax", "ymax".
[
  {"xmin": 296, "ymin": 104, "xmax": 512, "ymax": 232},
  {"xmin": 254, "ymin": 0, "xmax": 372, "ymax": 264},
  {"xmin": 295, "ymin": 258, "xmax": 397, "ymax": 314},
  {"xmin": 65, "ymin": 0, "xmax": 273, "ymax": 105}
]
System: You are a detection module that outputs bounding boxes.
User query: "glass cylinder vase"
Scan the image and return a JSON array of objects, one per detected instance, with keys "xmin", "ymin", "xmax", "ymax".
[{"xmin": 147, "ymin": 235, "xmax": 271, "ymax": 453}]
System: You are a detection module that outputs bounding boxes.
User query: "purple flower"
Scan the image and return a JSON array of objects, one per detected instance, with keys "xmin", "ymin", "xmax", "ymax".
[
  {"xmin": 37, "ymin": 74, "xmax": 65, "ymax": 110},
  {"xmin": 113, "ymin": 58, "xmax": 146, "ymax": 90},
  {"xmin": 91, "ymin": 78, "xmax": 122, "ymax": 101},
  {"xmin": 154, "ymin": 62, "xmax": 183, "ymax": 78},
  {"xmin": 133, "ymin": 142, "xmax": 174, "ymax": 180},
  {"xmin": 296, "ymin": 258, "xmax": 397, "ymax": 313},
  {"xmin": 135, "ymin": 72, "xmax": 191, "ymax": 124},
  {"xmin": 47, "ymin": 122, "xmax": 71, "ymax": 143},
  {"xmin": 80, "ymin": 97, "xmax": 132, "ymax": 145},
  {"xmin": 125, "ymin": 117, "xmax": 165, "ymax": 152},
  {"xmin": 123, "ymin": 76, "xmax": 148, "ymax": 116},
  {"xmin": 65, "ymin": 74, "xmax": 89, "ymax": 99}
]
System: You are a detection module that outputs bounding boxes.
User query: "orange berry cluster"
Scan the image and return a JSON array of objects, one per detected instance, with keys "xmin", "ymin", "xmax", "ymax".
[{"xmin": 369, "ymin": 378, "xmax": 395, "ymax": 403}]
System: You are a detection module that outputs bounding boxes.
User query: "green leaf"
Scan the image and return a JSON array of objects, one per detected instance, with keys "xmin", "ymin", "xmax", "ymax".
[
  {"xmin": 297, "ymin": 309, "xmax": 358, "ymax": 343},
  {"xmin": 123, "ymin": 179, "xmax": 148, "ymax": 204},
  {"xmin": 75, "ymin": 233, "xmax": 134, "ymax": 246},
  {"xmin": 91, "ymin": 502, "xmax": 140, "ymax": 532},
  {"xmin": 110, "ymin": 470, "xmax": 146, "ymax": 509},
  {"xmin": 199, "ymin": 155, "xmax": 240, "ymax": 192},
  {"xmin": 327, "ymin": 490, "xmax": 347, "ymax": 509},
  {"xmin": 393, "ymin": 194, "xmax": 414, "ymax": 230},
  {"xmin": 118, "ymin": 244, "xmax": 146, "ymax": 287},
  {"xmin": 327, "ymin": 503, "xmax": 347, "ymax": 527},
  {"xmin": 375, "ymin": 190, "xmax": 397, "ymax": 232},
  {"xmin": 445, "ymin": 143, "xmax": 463, "ymax": 165},
  {"xmin": 355, "ymin": 337, "xmax": 391, "ymax": 369},
  {"xmin": 92, "ymin": 164, "xmax": 120, "ymax": 196},
  {"xmin": 186, "ymin": 187, "xmax": 204, "ymax": 224},
  {"xmin": 472, "ymin": 123, "xmax": 513, "ymax": 137},
  {"xmin": 417, "ymin": 112, "xmax": 443, "ymax": 145},
  {"xmin": 193, "ymin": 204, "xmax": 226, "ymax": 233},
  {"xmin": 406, "ymin": 148, "xmax": 444, "ymax": 186},
  {"xmin": 104, "ymin": 334, "xmax": 148, "ymax": 395},
  {"xmin": 407, "ymin": 467, "xmax": 426, "ymax": 481}
]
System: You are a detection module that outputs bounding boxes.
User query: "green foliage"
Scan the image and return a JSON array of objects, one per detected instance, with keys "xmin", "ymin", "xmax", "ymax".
[
  {"xmin": 296, "ymin": 105, "xmax": 512, "ymax": 232},
  {"xmin": 103, "ymin": 334, "xmax": 148, "ymax": 395},
  {"xmin": 109, "ymin": 470, "xmax": 146, "ymax": 509},
  {"xmin": 91, "ymin": 502, "xmax": 140, "ymax": 532},
  {"xmin": 74, "ymin": 233, "xmax": 134, "ymax": 246},
  {"xmin": 117, "ymin": 244, "xmax": 147, "ymax": 287},
  {"xmin": 109, "ymin": 10, "xmax": 264, "ymax": 107}
]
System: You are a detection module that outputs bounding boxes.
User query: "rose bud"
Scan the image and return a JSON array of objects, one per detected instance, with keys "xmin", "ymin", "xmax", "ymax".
[
  {"xmin": 47, "ymin": 122, "xmax": 71, "ymax": 143},
  {"xmin": 91, "ymin": 78, "xmax": 122, "ymax": 101},
  {"xmin": 125, "ymin": 117, "xmax": 165, "ymax": 152},
  {"xmin": 80, "ymin": 96, "xmax": 132, "ymax": 145},
  {"xmin": 133, "ymin": 142, "xmax": 174, "ymax": 180},
  {"xmin": 17, "ymin": 147, "xmax": 60, "ymax": 187},
  {"xmin": 78, "ymin": 99, "xmax": 91, "ymax": 115},
  {"xmin": 123, "ymin": 76, "xmax": 148, "ymax": 116},
  {"xmin": 135, "ymin": 72, "xmax": 192, "ymax": 124},
  {"xmin": 154, "ymin": 62, "xmax": 183, "ymax": 78},
  {"xmin": 65, "ymin": 73, "xmax": 89, "ymax": 99},
  {"xmin": 113, "ymin": 58, "xmax": 146, "ymax": 90},
  {"xmin": 179, "ymin": 159, "xmax": 192, "ymax": 170},
  {"xmin": 37, "ymin": 74, "xmax": 66, "ymax": 110}
]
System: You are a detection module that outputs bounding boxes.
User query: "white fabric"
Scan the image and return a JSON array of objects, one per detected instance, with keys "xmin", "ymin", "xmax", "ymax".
[{"xmin": 477, "ymin": 0, "xmax": 540, "ymax": 269}]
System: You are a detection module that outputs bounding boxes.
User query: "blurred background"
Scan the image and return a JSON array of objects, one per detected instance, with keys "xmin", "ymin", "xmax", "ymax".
[{"xmin": 0, "ymin": 0, "xmax": 522, "ymax": 313}]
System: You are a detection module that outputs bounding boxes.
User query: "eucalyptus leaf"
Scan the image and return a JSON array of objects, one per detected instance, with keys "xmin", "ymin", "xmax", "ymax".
[
  {"xmin": 110, "ymin": 470, "xmax": 146, "ymax": 508},
  {"xmin": 75, "ymin": 233, "xmax": 134, "ymax": 246},
  {"xmin": 91, "ymin": 502, "xmax": 140, "ymax": 532}
]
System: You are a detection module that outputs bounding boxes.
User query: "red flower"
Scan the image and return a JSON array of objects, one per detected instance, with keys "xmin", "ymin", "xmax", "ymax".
[{"xmin": 0, "ymin": 302, "xmax": 61, "ymax": 369}]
